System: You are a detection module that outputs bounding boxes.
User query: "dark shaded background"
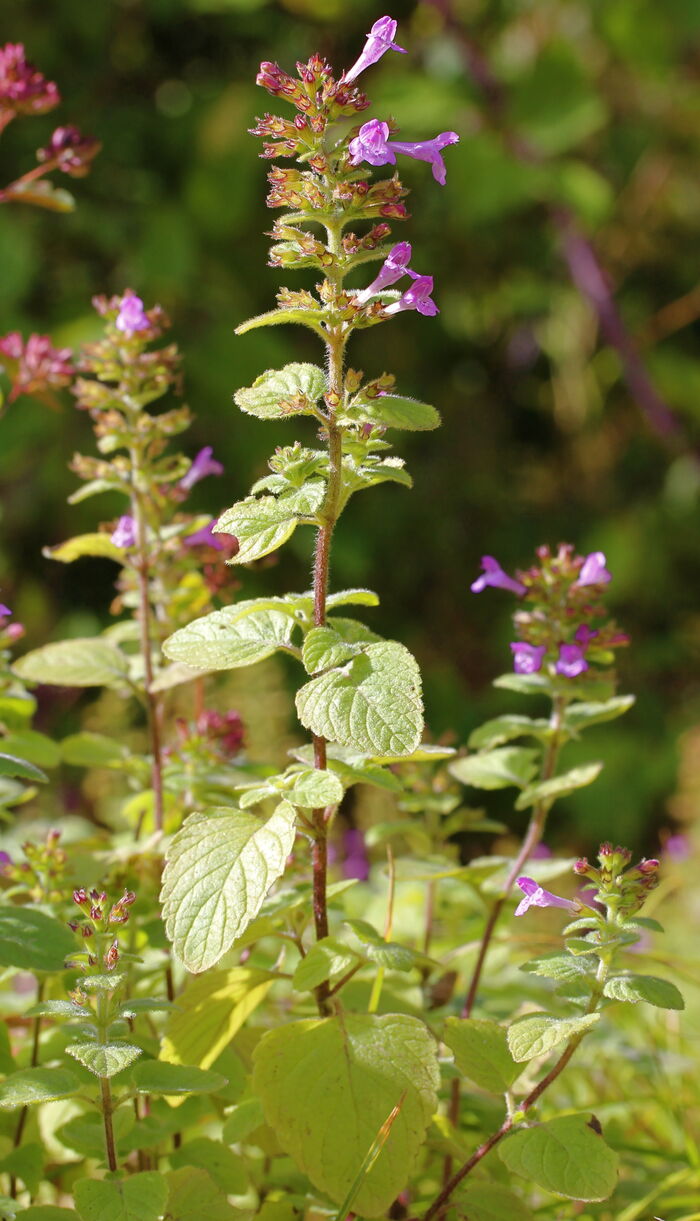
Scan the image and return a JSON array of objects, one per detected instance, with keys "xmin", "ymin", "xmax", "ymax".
[{"xmin": 3, "ymin": 0, "xmax": 700, "ymax": 849}]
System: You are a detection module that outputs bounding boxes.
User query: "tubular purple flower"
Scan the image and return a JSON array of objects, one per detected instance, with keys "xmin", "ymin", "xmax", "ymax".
[
  {"xmin": 348, "ymin": 118, "xmax": 459, "ymax": 185},
  {"xmin": 471, "ymin": 556, "xmax": 526, "ymax": 596},
  {"xmin": 354, "ymin": 242, "xmax": 418, "ymax": 304},
  {"xmin": 0, "ymin": 603, "xmax": 11, "ymax": 619},
  {"xmin": 510, "ymin": 642, "xmax": 546, "ymax": 675},
  {"xmin": 576, "ymin": 550, "xmax": 611, "ymax": 586},
  {"xmin": 115, "ymin": 291, "xmax": 150, "ymax": 335},
  {"xmin": 184, "ymin": 520, "xmax": 226, "ymax": 550},
  {"xmin": 382, "ymin": 275, "xmax": 439, "ymax": 317},
  {"xmin": 179, "ymin": 446, "xmax": 224, "ymax": 492},
  {"xmin": 110, "ymin": 515, "xmax": 137, "ymax": 549},
  {"xmin": 555, "ymin": 643, "xmax": 588, "ymax": 678},
  {"xmin": 343, "ymin": 16, "xmax": 406, "ymax": 86},
  {"xmin": 514, "ymin": 876, "xmax": 579, "ymax": 917}
]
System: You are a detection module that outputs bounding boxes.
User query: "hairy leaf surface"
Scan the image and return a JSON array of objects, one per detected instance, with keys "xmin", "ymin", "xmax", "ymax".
[{"xmin": 235, "ymin": 362, "xmax": 326, "ymax": 419}]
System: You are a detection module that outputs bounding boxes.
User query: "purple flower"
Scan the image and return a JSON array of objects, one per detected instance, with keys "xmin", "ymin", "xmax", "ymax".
[
  {"xmin": 555, "ymin": 643, "xmax": 588, "ymax": 678},
  {"xmin": 0, "ymin": 603, "xmax": 11, "ymax": 619},
  {"xmin": 342, "ymin": 827, "xmax": 370, "ymax": 882},
  {"xmin": 510, "ymin": 642, "xmax": 546, "ymax": 674},
  {"xmin": 471, "ymin": 556, "xmax": 526, "ymax": 596},
  {"xmin": 115, "ymin": 291, "xmax": 150, "ymax": 335},
  {"xmin": 348, "ymin": 118, "xmax": 459, "ymax": 185},
  {"xmin": 383, "ymin": 275, "xmax": 439, "ymax": 317},
  {"xmin": 344, "ymin": 16, "xmax": 406, "ymax": 86},
  {"xmin": 574, "ymin": 624, "xmax": 598, "ymax": 646},
  {"xmin": 576, "ymin": 551, "xmax": 611, "ymax": 587},
  {"xmin": 514, "ymin": 876, "xmax": 579, "ymax": 917},
  {"xmin": 354, "ymin": 242, "xmax": 418, "ymax": 304},
  {"xmin": 184, "ymin": 520, "xmax": 226, "ymax": 550},
  {"xmin": 179, "ymin": 446, "xmax": 224, "ymax": 492},
  {"xmin": 665, "ymin": 834, "xmax": 690, "ymax": 863},
  {"xmin": 110, "ymin": 515, "xmax": 137, "ymax": 549}
]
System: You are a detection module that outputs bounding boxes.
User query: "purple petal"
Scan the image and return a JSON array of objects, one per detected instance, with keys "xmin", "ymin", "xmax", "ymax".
[
  {"xmin": 576, "ymin": 551, "xmax": 611, "ymax": 587},
  {"xmin": 343, "ymin": 16, "xmax": 407, "ymax": 86},
  {"xmin": 510, "ymin": 642, "xmax": 546, "ymax": 674},
  {"xmin": 115, "ymin": 291, "xmax": 150, "ymax": 335},
  {"xmin": 179, "ymin": 446, "xmax": 224, "ymax": 492},
  {"xmin": 110, "ymin": 515, "xmax": 137, "ymax": 549}
]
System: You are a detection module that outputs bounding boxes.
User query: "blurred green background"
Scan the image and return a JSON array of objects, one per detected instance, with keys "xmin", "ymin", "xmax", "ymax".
[{"xmin": 2, "ymin": 0, "xmax": 700, "ymax": 851}]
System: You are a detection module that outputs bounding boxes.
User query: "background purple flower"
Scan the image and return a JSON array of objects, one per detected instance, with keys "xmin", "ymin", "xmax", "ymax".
[
  {"xmin": 184, "ymin": 520, "xmax": 226, "ymax": 550},
  {"xmin": 179, "ymin": 446, "xmax": 224, "ymax": 492},
  {"xmin": 576, "ymin": 551, "xmax": 611, "ymax": 586},
  {"xmin": 556, "ymin": 643, "xmax": 588, "ymax": 677},
  {"xmin": 115, "ymin": 292, "xmax": 150, "ymax": 335},
  {"xmin": 511, "ymin": 642, "xmax": 545, "ymax": 674},
  {"xmin": 471, "ymin": 556, "xmax": 526, "ymax": 595},
  {"xmin": 110, "ymin": 515, "xmax": 137, "ymax": 549}
]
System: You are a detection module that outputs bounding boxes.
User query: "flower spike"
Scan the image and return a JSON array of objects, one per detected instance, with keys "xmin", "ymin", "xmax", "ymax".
[{"xmin": 344, "ymin": 17, "xmax": 407, "ymax": 86}]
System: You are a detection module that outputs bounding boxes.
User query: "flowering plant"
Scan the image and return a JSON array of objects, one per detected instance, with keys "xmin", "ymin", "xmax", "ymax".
[{"xmin": 0, "ymin": 15, "xmax": 691, "ymax": 1221}]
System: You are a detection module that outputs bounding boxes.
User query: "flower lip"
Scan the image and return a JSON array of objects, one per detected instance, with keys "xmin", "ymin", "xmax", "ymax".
[
  {"xmin": 383, "ymin": 274, "xmax": 439, "ymax": 317},
  {"xmin": 348, "ymin": 119, "xmax": 459, "ymax": 185},
  {"xmin": 110, "ymin": 515, "xmax": 137, "ymax": 549},
  {"xmin": 555, "ymin": 642, "xmax": 588, "ymax": 678}
]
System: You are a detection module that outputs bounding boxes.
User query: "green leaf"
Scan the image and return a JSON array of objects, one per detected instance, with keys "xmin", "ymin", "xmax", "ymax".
[
  {"xmin": 302, "ymin": 626, "xmax": 358, "ymax": 673},
  {"xmin": 164, "ymin": 1168, "xmax": 240, "ymax": 1221},
  {"xmin": 1, "ymin": 729, "xmax": 61, "ymax": 768},
  {"xmin": 286, "ymin": 767, "xmax": 344, "ymax": 808},
  {"xmin": 0, "ymin": 1067, "xmax": 81, "ymax": 1110},
  {"xmin": 345, "ymin": 394, "xmax": 440, "ymax": 432},
  {"xmin": 222, "ymin": 1097, "xmax": 265, "ymax": 1143},
  {"xmin": 252, "ymin": 1013, "xmax": 439, "ymax": 1216},
  {"xmin": 0, "ymin": 907, "xmax": 75, "ymax": 972},
  {"xmin": 326, "ymin": 588, "xmax": 379, "ymax": 610},
  {"xmin": 163, "ymin": 604, "xmax": 296, "ymax": 671},
  {"xmin": 215, "ymin": 481, "xmax": 325, "ymax": 564},
  {"xmin": 74, "ymin": 1172, "xmax": 168, "ymax": 1221},
  {"xmin": 43, "ymin": 533, "xmax": 124, "ymax": 564},
  {"xmin": 520, "ymin": 953, "xmax": 598, "ymax": 982},
  {"xmin": 130, "ymin": 1061, "xmax": 228, "ymax": 1095},
  {"xmin": 61, "ymin": 732, "xmax": 127, "ymax": 767},
  {"xmin": 234, "ymin": 362, "xmax": 326, "ymax": 419},
  {"xmin": 443, "ymin": 1017, "xmax": 521, "ymax": 1093},
  {"xmin": 170, "ymin": 1137, "xmax": 247, "ymax": 1194},
  {"xmin": 0, "ymin": 752, "xmax": 47, "ymax": 782},
  {"xmin": 0, "ymin": 1143, "xmax": 44, "ymax": 1195},
  {"xmin": 292, "ymin": 937, "xmax": 358, "ymax": 992},
  {"xmin": 498, "ymin": 1113, "xmax": 619, "ymax": 1201},
  {"xmin": 8, "ymin": 179, "xmax": 76, "ymax": 212},
  {"xmin": 507, "ymin": 1012, "xmax": 599, "ymax": 1062},
  {"xmin": 66, "ymin": 1042, "xmax": 142, "ymax": 1079},
  {"xmin": 563, "ymin": 695, "xmax": 635, "ymax": 732},
  {"xmin": 345, "ymin": 920, "xmax": 417, "ymax": 971},
  {"xmin": 296, "ymin": 641, "xmax": 423, "ymax": 757},
  {"xmin": 13, "ymin": 639, "xmax": 130, "ymax": 689},
  {"xmin": 455, "ymin": 1181, "xmax": 535, "ymax": 1221},
  {"xmin": 15, "ymin": 1209, "xmax": 77, "ymax": 1220},
  {"xmin": 468, "ymin": 715, "xmax": 550, "ymax": 750},
  {"xmin": 26, "ymin": 999, "xmax": 89, "ymax": 1018},
  {"xmin": 161, "ymin": 967, "xmax": 273, "ymax": 1070},
  {"xmin": 515, "ymin": 762, "xmax": 603, "ymax": 810},
  {"xmin": 161, "ymin": 803, "xmax": 297, "ymax": 972},
  {"xmin": 603, "ymin": 974, "xmax": 684, "ymax": 1010},
  {"xmin": 449, "ymin": 747, "xmax": 539, "ymax": 790},
  {"xmin": 235, "ymin": 306, "xmax": 326, "ymax": 338}
]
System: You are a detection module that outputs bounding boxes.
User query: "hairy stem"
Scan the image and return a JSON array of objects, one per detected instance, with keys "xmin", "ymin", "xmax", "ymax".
[
  {"xmin": 100, "ymin": 1077, "xmax": 118, "ymax": 1173},
  {"xmin": 130, "ymin": 448, "xmax": 165, "ymax": 834},
  {"xmin": 309, "ymin": 212, "xmax": 347, "ymax": 1012},
  {"xmin": 443, "ymin": 695, "xmax": 568, "ymax": 1187}
]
